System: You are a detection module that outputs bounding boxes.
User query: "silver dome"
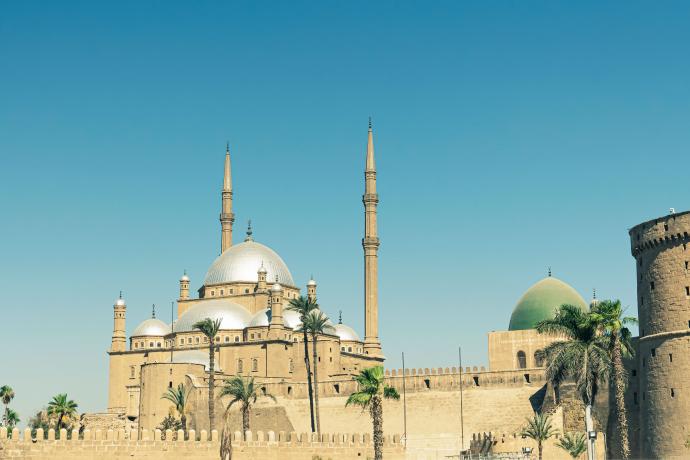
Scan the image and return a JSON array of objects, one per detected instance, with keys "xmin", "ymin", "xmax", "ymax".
[
  {"xmin": 248, "ymin": 308, "xmax": 302, "ymax": 330},
  {"xmin": 132, "ymin": 318, "xmax": 171, "ymax": 337},
  {"xmin": 175, "ymin": 299, "xmax": 252, "ymax": 332},
  {"xmin": 307, "ymin": 278, "xmax": 316, "ymax": 286},
  {"xmin": 333, "ymin": 323, "xmax": 361, "ymax": 342},
  {"xmin": 115, "ymin": 298, "xmax": 126, "ymax": 306},
  {"xmin": 171, "ymin": 349, "xmax": 221, "ymax": 371},
  {"xmin": 203, "ymin": 241, "xmax": 294, "ymax": 287}
]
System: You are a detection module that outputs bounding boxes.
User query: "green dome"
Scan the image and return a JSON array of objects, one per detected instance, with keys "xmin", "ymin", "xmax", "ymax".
[{"xmin": 508, "ymin": 276, "xmax": 588, "ymax": 331}]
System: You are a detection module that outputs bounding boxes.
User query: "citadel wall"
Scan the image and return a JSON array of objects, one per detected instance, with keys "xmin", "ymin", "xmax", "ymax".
[{"xmin": 0, "ymin": 427, "xmax": 404, "ymax": 460}]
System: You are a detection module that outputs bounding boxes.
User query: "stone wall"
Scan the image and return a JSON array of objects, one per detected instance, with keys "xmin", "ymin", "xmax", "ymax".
[
  {"xmin": 0, "ymin": 427, "xmax": 404, "ymax": 460},
  {"xmin": 470, "ymin": 431, "xmax": 606, "ymax": 460}
]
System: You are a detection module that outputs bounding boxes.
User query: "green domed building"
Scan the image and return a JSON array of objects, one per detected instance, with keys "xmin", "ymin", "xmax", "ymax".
[{"xmin": 508, "ymin": 275, "xmax": 588, "ymax": 331}]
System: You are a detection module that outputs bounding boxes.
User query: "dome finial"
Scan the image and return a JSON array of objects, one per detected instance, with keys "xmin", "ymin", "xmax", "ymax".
[
  {"xmin": 245, "ymin": 219, "xmax": 253, "ymax": 241},
  {"xmin": 593, "ymin": 288, "xmax": 597, "ymax": 300},
  {"xmin": 368, "ymin": 116, "xmax": 372, "ymax": 130},
  {"xmin": 548, "ymin": 266, "xmax": 552, "ymax": 277},
  {"xmin": 119, "ymin": 290, "xmax": 123, "ymax": 299},
  {"xmin": 226, "ymin": 141, "xmax": 229, "ymax": 153},
  {"xmin": 151, "ymin": 304, "xmax": 156, "ymax": 319},
  {"xmin": 339, "ymin": 310, "xmax": 342, "ymax": 324}
]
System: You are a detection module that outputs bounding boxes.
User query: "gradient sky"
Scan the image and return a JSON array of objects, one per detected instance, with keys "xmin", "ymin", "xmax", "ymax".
[{"xmin": 2, "ymin": 1, "xmax": 690, "ymax": 426}]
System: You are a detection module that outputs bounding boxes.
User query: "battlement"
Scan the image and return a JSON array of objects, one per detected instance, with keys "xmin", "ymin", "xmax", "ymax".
[
  {"xmin": 0, "ymin": 426, "xmax": 403, "ymax": 460},
  {"xmin": 629, "ymin": 210, "xmax": 690, "ymax": 256}
]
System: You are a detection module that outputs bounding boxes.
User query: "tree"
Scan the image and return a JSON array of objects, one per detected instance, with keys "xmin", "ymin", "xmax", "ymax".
[
  {"xmin": 520, "ymin": 412, "xmax": 558, "ymax": 460},
  {"xmin": 557, "ymin": 432, "xmax": 588, "ymax": 459},
  {"xmin": 5, "ymin": 409, "xmax": 19, "ymax": 429},
  {"xmin": 162, "ymin": 383, "xmax": 191, "ymax": 432},
  {"xmin": 536, "ymin": 304, "xmax": 611, "ymax": 460},
  {"xmin": 221, "ymin": 376, "xmax": 276, "ymax": 435},
  {"xmin": 46, "ymin": 394, "xmax": 78, "ymax": 432},
  {"xmin": 286, "ymin": 295, "xmax": 319, "ymax": 432},
  {"xmin": 0, "ymin": 385, "xmax": 15, "ymax": 427},
  {"xmin": 345, "ymin": 366, "xmax": 400, "ymax": 460},
  {"xmin": 590, "ymin": 299, "xmax": 637, "ymax": 460},
  {"xmin": 193, "ymin": 317, "xmax": 222, "ymax": 431},
  {"xmin": 300, "ymin": 309, "xmax": 330, "ymax": 434},
  {"xmin": 156, "ymin": 414, "xmax": 182, "ymax": 439}
]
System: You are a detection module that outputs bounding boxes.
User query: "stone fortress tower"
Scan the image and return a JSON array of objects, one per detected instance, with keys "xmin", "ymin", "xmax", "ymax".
[{"xmin": 629, "ymin": 210, "xmax": 690, "ymax": 459}]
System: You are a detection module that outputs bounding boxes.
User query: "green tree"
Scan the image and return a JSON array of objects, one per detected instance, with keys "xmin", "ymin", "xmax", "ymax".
[
  {"xmin": 345, "ymin": 366, "xmax": 400, "ymax": 460},
  {"xmin": 162, "ymin": 383, "xmax": 191, "ymax": 432},
  {"xmin": 221, "ymin": 376, "xmax": 276, "ymax": 434},
  {"xmin": 287, "ymin": 295, "xmax": 318, "ymax": 432},
  {"xmin": 536, "ymin": 304, "xmax": 611, "ymax": 459},
  {"xmin": 300, "ymin": 309, "xmax": 330, "ymax": 434},
  {"xmin": 156, "ymin": 414, "xmax": 182, "ymax": 439},
  {"xmin": 557, "ymin": 432, "xmax": 587, "ymax": 459},
  {"xmin": 590, "ymin": 299, "xmax": 637, "ymax": 460},
  {"xmin": 520, "ymin": 412, "xmax": 558, "ymax": 460},
  {"xmin": 193, "ymin": 317, "xmax": 222, "ymax": 431},
  {"xmin": 46, "ymin": 394, "xmax": 78, "ymax": 432},
  {"xmin": 5, "ymin": 409, "xmax": 19, "ymax": 429},
  {"xmin": 0, "ymin": 385, "xmax": 15, "ymax": 427}
]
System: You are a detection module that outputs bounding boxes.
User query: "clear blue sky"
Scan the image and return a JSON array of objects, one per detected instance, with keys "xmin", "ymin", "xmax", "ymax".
[{"xmin": 2, "ymin": 1, "xmax": 689, "ymax": 425}]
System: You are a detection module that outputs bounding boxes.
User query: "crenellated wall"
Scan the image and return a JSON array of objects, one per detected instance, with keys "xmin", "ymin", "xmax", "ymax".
[{"xmin": 0, "ymin": 426, "xmax": 404, "ymax": 460}]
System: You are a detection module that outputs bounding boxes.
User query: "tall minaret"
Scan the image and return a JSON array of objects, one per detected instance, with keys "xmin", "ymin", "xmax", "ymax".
[
  {"xmin": 362, "ymin": 118, "xmax": 382, "ymax": 356},
  {"xmin": 220, "ymin": 143, "xmax": 235, "ymax": 253}
]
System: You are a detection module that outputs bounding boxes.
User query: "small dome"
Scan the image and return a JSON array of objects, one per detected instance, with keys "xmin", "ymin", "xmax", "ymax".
[
  {"xmin": 180, "ymin": 274, "xmax": 190, "ymax": 282},
  {"xmin": 175, "ymin": 299, "xmax": 252, "ymax": 332},
  {"xmin": 333, "ymin": 323, "xmax": 360, "ymax": 342},
  {"xmin": 271, "ymin": 282, "xmax": 283, "ymax": 293},
  {"xmin": 248, "ymin": 308, "xmax": 302, "ymax": 330},
  {"xmin": 203, "ymin": 240, "xmax": 294, "ymax": 287},
  {"xmin": 508, "ymin": 276, "xmax": 588, "ymax": 331},
  {"xmin": 132, "ymin": 318, "xmax": 171, "ymax": 337},
  {"xmin": 258, "ymin": 265, "xmax": 267, "ymax": 274},
  {"xmin": 115, "ymin": 298, "xmax": 126, "ymax": 306},
  {"xmin": 171, "ymin": 349, "xmax": 221, "ymax": 371},
  {"xmin": 307, "ymin": 278, "xmax": 316, "ymax": 286}
]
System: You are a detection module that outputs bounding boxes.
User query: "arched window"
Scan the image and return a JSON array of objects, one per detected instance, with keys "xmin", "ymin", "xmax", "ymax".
[
  {"xmin": 289, "ymin": 359, "xmax": 294, "ymax": 373},
  {"xmin": 252, "ymin": 358, "xmax": 258, "ymax": 372},
  {"xmin": 225, "ymin": 336, "xmax": 230, "ymax": 343},
  {"xmin": 235, "ymin": 336, "xmax": 240, "ymax": 343},
  {"xmin": 517, "ymin": 351, "xmax": 527, "ymax": 369},
  {"xmin": 534, "ymin": 351, "xmax": 544, "ymax": 367},
  {"xmin": 237, "ymin": 359, "xmax": 243, "ymax": 373}
]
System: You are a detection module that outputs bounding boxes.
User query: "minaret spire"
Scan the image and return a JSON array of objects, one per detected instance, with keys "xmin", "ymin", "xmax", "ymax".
[
  {"xmin": 362, "ymin": 118, "xmax": 382, "ymax": 356},
  {"xmin": 220, "ymin": 143, "xmax": 235, "ymax": 252}
]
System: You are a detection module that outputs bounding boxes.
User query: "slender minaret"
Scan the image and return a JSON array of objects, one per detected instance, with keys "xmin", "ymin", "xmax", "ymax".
[
  {"xmin": 220, "ymin": 143, "xmax": 235, "ymax": 253},
  {"xmin": 307, "ymin": 276, "xmax": 317, "ymax": 302},
  {"xmin": 111, "ymin": 292, "xmax": 126, "ymax": 352},
  {"xmin": 362, "ymin": 118, "xmax": 382, "ymax": 356},
  {"xmin": 179, "ymin": 270, "xmax": 190, "ymax": 300},
  {"xmin": 269, "ymin": 278, "xmax": 284, "ymax": 339}
]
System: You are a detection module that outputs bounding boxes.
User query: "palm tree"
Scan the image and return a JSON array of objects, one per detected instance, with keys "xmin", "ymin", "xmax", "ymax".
[
  {"xmin": 46, "ymin": 394, "xmax": 78, "ymax": 431},
  {"xmin": 0, "ymin": 385, "xmax": 15, "ymax": 427},
  {"xmin": 590, "ymin": 299, "xmax": 637, "ymax": 460},
  {"xmin": 5, "ymin": 409, "xmax": 19, "ymax": 429},
  {"xmin": 557, "ymin": 432, "xmax": 587, "ymax": 459},
  {"xmin": 300, "ymin": 309, "xmax": 330, "ymax": 434},
  {"xmin": 193, "ymin": 317, "xmax": 222, "ymax": 431},
  {"xmin": 221, "ymin": 376, "xmax": 276, "ymax": 434},
  {"xmin": 536, "ymin": 304, "xmax": 611, "ymax": 460},
  {"xmin": 286, "ymin": 295, "xmax": 318, "ymax": 432},
  {"xmin": 520, "ymin": 412, "xmax": 558, "ymax": 460},
  {"xmin": 345, "ymin": 366, "xmax": 400, "ymax": 460},
  {"xmin": 162, "ymin": 383, "xmax": 191, "ymax": 432}
]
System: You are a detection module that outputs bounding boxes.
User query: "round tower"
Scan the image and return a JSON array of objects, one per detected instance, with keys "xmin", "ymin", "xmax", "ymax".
[
  {"xmin": 307, "ymin": 276, "xmax": 317, "ymax": 302},
  {"xmin": 629, "ymin": 209, "xmax": 690, "ymax": 459}
]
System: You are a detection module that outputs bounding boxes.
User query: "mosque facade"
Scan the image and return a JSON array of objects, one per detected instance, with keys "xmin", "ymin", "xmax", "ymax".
[{"xmin": 107, "ymin": 123, "xmax": 384, "ymax": 426}]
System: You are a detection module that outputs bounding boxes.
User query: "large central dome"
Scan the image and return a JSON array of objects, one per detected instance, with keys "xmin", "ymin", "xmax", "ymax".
[
  {"xmin": 508, "ymin": 276, "xmax": 588, "ymax": 331},
  {"xmin": 203, "ymin": 240, "xmax": 295, "ymax": 287}
]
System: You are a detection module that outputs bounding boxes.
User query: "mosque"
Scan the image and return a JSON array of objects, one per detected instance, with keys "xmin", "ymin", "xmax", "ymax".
[{"xmin": 105, "ymin": 122, "xmax": 598, "ymax": 447}]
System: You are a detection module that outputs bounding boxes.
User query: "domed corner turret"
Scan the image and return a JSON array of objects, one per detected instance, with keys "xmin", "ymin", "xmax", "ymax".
[
  {"xmin": 307, "ymin": 276, "xmax": 317, "ymax": 301},
  {"xmin": 179, "ymin": 270, "xmax": 190, "ymax": 300},
  {"xmin": 508, "ymin": 275, "xmax": 588, "ymax": 331},
  {"xmin": 257, "ymin": 262, "xmax": 268, "ymax": 291},
  {"xmin": 271, "ymin": 280, "xmax": 283, "ymax": 293}
]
